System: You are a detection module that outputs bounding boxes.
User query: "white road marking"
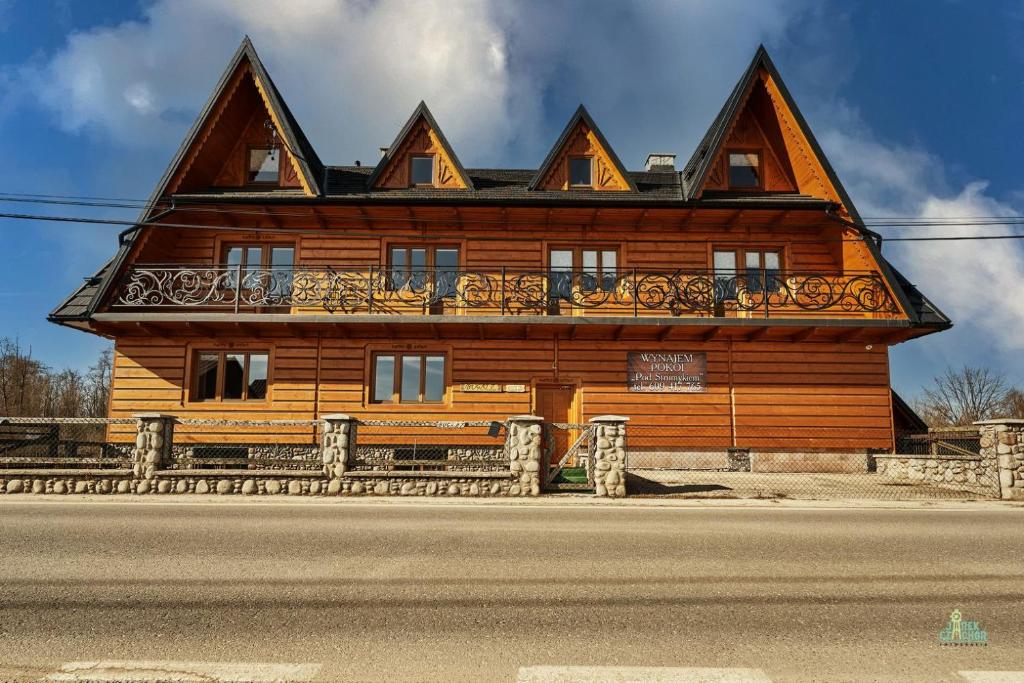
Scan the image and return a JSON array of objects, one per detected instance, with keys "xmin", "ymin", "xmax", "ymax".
[
  {"xmin": 517, "ymin": 666, "xmax": 773, "ymax": 683},
  {"xmin": 47, "ymin": 660, "xmax": 321, "ymax": 682},
  {"xmin": 958, "ymin": 673, "xmax": 1024, "ymax": 683}
]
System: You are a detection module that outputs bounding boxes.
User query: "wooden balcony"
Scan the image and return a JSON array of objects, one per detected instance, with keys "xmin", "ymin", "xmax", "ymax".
[{"xmin": 110, "ymin": 265, "xmax": 902, "ymax": 320}]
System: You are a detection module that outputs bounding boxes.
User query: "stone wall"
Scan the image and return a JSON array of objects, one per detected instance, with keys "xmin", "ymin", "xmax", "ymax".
[
  {"xmin": 976, "ymin": 419, "xmax": 1024, "ymax": 500},
  {"xmin": 506, "ymin": 416, "xmax": 542, "ymax": 496},
  {"xmin": 592, "ymin": 416, "xmax": 628, "ymax": 498},
  {"xmin": 874, "ymin": 454, "xmax": 997, "ymax": 495}
]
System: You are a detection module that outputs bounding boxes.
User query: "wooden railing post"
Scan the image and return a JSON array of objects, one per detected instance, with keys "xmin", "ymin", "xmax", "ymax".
[{"xmin": 500, "ymin": 266, "xmax": 507, "ymax": 316}]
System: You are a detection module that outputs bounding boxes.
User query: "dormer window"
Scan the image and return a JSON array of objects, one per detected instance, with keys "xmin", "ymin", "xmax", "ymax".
[
  {"xmin": 410, "ymin": 155, "xmax": 434, "ymax": 186},
  {"xmin": 569, "ymin": 157, "xmax": 593, "ymax": 188},
  {"xmin": 248, "ymin": 147, "xmax": 281, "ymax": 185},
  {"xmin": 728, "ymin": 151, "xmax": 761, "ymax": 189}
]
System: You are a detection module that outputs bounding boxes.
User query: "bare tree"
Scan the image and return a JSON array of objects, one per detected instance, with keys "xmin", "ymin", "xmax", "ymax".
[
  {"xmin": 916, "ymin": 366, "xmax": 1010, "ymax": 426},
  {"xmin": 1003, "ymin": 388, "xmax": 1024, "ymax": 420},
  {"xmin": 0, "ymin": 337, "xmax": 113, "ymax": 418}
]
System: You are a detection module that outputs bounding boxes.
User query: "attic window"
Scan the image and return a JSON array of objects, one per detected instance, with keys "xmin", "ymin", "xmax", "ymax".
[
  {"xmin": 410, "ymin": 156, "xmax": 434, "ymax": 186},
  {"xmin": 248, "ymin": 147, "xmax": 280, "ymax": 184},
  {"xmin": 728, "ymin": 151, "xmax": 761, "ymax": 189},
  {"xmin": 569, "ymin": 157, "xmax": 592, "ymax": 187}
]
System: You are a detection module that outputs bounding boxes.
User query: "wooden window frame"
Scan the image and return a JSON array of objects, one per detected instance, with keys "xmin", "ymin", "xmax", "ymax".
[
  {"xmin": 711, "ymin": 246, "xmax": 784, "ymax": 300},
  {"xmin": 220, "ymin": 243, "xmax": 296, "ymax": 269},
  {"xmin": 568, "ymin": 156, "xmax": 594, "ymax": 188},
  {"xmin": 246, "ymin": 145, "xmax": 284, "ymax": 187},
  {"xmin": 409, "ymin": 155, "xmax": 436, "ymax": 187},
  {"xmin": 190, "ymin": 350, "xmax": 270, "ymax": 403},
  {"xmin": 370, "ymin": 351, "xmax": 448, "ymax": 405},
  {"xmin": 548, "ymin": 246, "xmax": 620, "ymax": 287},
  {"xmin": 726, "ymin": 149, "xmax": 763, "ymax": 190}
]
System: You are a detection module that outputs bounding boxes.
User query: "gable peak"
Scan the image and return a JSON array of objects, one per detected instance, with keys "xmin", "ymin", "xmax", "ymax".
[
  {"xmin": 528, "ymin": 104, "xmax": 636, "ymax": 192},
  {"xmin": 367, "ymin": 101, "xmax": 473, "ymax": 190}
]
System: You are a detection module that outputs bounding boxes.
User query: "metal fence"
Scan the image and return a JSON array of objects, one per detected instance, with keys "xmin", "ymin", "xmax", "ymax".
[
  {"xmin": 625, "ymin": 423, "xmax": 997, "ymax": 500},
  {"xmin": 351, "ymin": 419, "xmax": 509, "ymax": 472},
  {"xmin": 894, "ymin": 427, "xmax": 981, "ymax": 457},
  {"xmin": 167, "ymin": 418, "xmax": 321, "ymax": 471},
  {"xmin": 0, "ymin": 418, "xmax": 134, "ymax": 470}
]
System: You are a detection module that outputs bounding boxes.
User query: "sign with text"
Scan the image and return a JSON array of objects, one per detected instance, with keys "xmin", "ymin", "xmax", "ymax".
[{"xmin": 627, "ymin": 352, "xmax": 707, "ymax": 393}]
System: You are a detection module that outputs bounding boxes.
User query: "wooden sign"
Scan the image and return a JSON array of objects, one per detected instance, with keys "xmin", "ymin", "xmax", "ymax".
[
  {"xmin": 627, "ymin": 352, "xmax": 707, "ymax": 393},
  {"xmin": 461, "ymin": 383, "xmax": 503, "ymax": 393},
  {"xmin": 504, "ymin": 384, "xmax": 528, "ymax": 393}
]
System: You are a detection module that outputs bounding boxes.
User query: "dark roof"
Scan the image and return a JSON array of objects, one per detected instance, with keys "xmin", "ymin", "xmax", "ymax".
[
  {"xmin": 366, "ymin": 101, "xmax": 474, "ymax": 190},
  {"xmin": 325, "ymin": 166, "xmax": 678, "ymax": 202},
  {"xmin": 528, "ymin": 105, "xmax": 637, "ymax": 192},
  {"xmin": 891, "ymin": 389, "xmax": 928, "ymax": 434},
  {"xmin": 49, "ymin": 260, "xmax": 114, "ymax": 320},
  {"xmin": 884, "ymin": 261, "xmax": 952, "ymax": 328}
]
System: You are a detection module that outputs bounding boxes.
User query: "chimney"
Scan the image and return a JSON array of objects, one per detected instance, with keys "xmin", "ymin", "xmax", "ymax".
[{"xmin": 645, "ymin": 153, "xmax": 676, "ymax": 172}]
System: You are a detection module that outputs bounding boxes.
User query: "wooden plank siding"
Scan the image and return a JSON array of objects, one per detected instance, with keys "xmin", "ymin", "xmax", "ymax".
[{"xmin": 108, "ymin": 334, "xmax": 894, "ymax": 452}]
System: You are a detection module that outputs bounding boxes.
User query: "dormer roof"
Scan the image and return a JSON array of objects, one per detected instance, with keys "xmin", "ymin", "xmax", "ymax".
[
  {"xmin": 366, "ymin": 101, "xmax": 474, "ymax": 190},
  {"xmin": 528, "ymin": 105, "xmax": 637, "ymax": 192}
]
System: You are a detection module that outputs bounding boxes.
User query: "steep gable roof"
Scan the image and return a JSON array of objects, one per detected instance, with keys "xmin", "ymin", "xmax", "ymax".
[
  {"xmin": 152, "ymin": 36, "xmax": 323, "ymax": 203},
  {"xmin": 528, "ymin": 105, "xmax": 637, "ymax": 192},
  {"xmin": 681, "ymin": 45, "xmax": 862, "ymax": 222},
  {"xmin": 367, "ymin": 101, "xmax": 474, "ymax": 190}
]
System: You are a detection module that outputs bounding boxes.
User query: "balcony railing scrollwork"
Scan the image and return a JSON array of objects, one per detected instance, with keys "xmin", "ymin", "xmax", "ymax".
[{"xmin": 112, "ymin": 265, "xmax": 900, "ymax": 318}]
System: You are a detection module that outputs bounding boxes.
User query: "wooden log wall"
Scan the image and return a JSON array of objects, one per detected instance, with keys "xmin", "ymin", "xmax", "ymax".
[{"xmin": 109, "ymin": 335, "xmax": 894, "ymax": 452}]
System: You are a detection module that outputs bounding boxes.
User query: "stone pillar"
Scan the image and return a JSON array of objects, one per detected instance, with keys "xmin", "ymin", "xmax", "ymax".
[
  {"xmin": 132, "ymin": 414, "xmax": 175, "ymax": 480},
  {"xmin": 507, "ymin": 416, "xmax": 543, "ymax": 497},
  {"xmin": 591, "ymin": 415, "xmax": 628, "ymax": 498},
  {"xmin": 322, "ymin": 414, "xmax": 356, "ymax": 481},
  {"xmin": 975, "ymin": 419, "xmax": 1024, "ymax": 500}
]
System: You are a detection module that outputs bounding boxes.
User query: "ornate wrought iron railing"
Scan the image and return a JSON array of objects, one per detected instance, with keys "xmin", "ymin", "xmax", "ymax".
[{"xmin": 112, "ymin": 265, "xmax": 900, "ymax": 317}]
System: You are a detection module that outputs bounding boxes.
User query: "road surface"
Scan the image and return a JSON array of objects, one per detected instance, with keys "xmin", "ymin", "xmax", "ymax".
[{"xmin": 0, "ymin": 498, "xmax": 1021, "ymax": 682}]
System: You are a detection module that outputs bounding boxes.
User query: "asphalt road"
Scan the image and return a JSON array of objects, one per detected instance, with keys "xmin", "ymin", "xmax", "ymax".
[{"xmin": 0, "ymin": 498, "xmax": 1021, "ymax": 682}]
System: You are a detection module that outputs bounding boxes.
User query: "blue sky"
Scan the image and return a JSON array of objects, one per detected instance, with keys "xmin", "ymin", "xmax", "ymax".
[{"xmin": 0, "ymin": 0, "xmax": 1022, "ymax": 398}]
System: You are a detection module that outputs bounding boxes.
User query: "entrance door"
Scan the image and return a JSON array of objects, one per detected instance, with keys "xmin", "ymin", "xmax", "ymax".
[{"xmin": 535, "ymin": 383, "xmax": 576, "ymax": 464}]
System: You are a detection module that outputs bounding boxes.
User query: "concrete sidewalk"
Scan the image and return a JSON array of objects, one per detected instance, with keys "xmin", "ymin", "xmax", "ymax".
[{"xmin": 0, "ymin": 492, "xmax": 1020, "ymax": 511}]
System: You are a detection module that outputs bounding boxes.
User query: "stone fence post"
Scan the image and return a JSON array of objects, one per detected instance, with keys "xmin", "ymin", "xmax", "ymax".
[
  {"xmin": 975, "ymin": 419, "xmax": 1024, "ymax": 500},
  {"xmin": 132, "ymin": 413, "xmax": 175, "ymax": 480},
  {"xmin": 591, "ymin": 415, "xmax": 628, "ymax": 498},
  {"xmin": 322, "ymin": 414, "xmax": 356, "ymax": 484},
  {"xmin": 507, "ymin": 415, "xmax": 543, "ymax": 497}
]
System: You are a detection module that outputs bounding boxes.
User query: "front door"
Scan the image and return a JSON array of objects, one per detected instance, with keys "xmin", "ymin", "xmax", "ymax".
[{"xmin": 535, "ymin": 383, "xmax": 576, "ymax": 464}]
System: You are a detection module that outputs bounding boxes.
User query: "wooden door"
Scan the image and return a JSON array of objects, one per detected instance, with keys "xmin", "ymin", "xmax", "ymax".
[{"xmin": 535, "ymin": 383, "xmax": 576, "ymax": 464}]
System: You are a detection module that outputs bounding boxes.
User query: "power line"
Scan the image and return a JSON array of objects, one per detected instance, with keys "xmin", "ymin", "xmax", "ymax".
[
  {"xmin": 1, "ymin": 191, "xmax": 1023, "ymax": 230},
  {"xmin": 2, "ymin": 209, "xmax": 1024, "ymax": 245}
]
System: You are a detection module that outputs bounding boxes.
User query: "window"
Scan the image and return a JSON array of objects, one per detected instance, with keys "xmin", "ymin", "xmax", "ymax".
[
  {"xmin": 728, "ymin": 151, "xmax": 761, "ymax": 189},
  {"xmin": 248, "ymin": 147, "xmax": 281, "ymax": 184},
  {"xmin": 569, "ymin": 157, "xmax": 593, "ymax": 187},
  {"xmin": 549, "ymin": 247, "xmax": 619, "ymax": 301},
  {"xmin": 371, "ymin": 353, "xmax": 446, "ymax": 404},
  {"xmin": 410, "ymin": 156, "xmax": 434, "ymax": 186},
  {"xmin": 387, "ymin": 245, "xmax": 459, "ymax": 298},
  {"xmin": 192, "ymin": 351, "xmax": 269, "ymax": 402},
  {"xmin": 712, "ymin": 248, "xmax": 781, "ymax": 300},
  {"xmin": 222, "ymin": 243, "xmax": 294, "ymax": 297}
]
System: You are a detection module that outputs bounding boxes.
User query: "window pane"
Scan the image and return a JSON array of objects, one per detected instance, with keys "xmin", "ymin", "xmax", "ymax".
[
  {"xmin": 249, "ymin": 148, "xmax": 280, "ymax": 183},
  {"xmin": 270, "ymin": 247, "xmax": 293, "ymax": 269},
  {"xmin": 401, "ymin": 356, "xmax": 422, "ymax": 402},
  {"xmin": 374, "ymin": 355, "xmax": 395, "ymax": 402},
  {"xmin": 224, "ymin": 247, "xmax": 242, "ymax": 267},
  {"xmin": 411, "ymin": 156, "xmax": 433, "ymax": 185},
  {"xmin": 424, "ymin": 356, "xmax": 445, "ymax": 402},
  {"xmin": 269, "ymin": 247, "xmax": 293, "ymax": 297},
  {"xmin": 713, "ymin": 251, "xmax": 737, "ymax": 273},
  {"xmin": 247, "ymin": 354, "xmax": 268, "ymax": 400},
  {"xmin": 223, "ymin": 354, "xmax": 245, "ymax": 399},
  {"xmin": 195, "ymin": 354, "xmax": 219, "ymax": 401},
  {"xmin": 434, "ymin": 249, "xmax": 459, "ymax": 298},
  {"xmin": 728, "ymin": 152, "xmax": 760, "ymax": 188},
  {"xmin": 550, "ymin": 250, "xmax": 573, "ymax": 270},
  {"xmin": 569, "ymin": 157, "xmax": 592, "ymax": 186},
  {"xmin": 549, "ymin": 250, "xmax": 573, "ymax": 300},
  {"xmin": 601, "ymin": 251, "xmax": 617, "ymax": 291},
  {"xmin": 745, "ymin": 252, "xmax": 761, "ymax": 269},
  {"xmin": 746, "ymin": 251, "xmax": 764, "ymax": 293},
  {"xmin": 763, "ymin": 252, "xmax": 780, "ymax": 270},
  {"xmin": 582, "ymin": 250, "xmax": 597, "ymax": 274}
]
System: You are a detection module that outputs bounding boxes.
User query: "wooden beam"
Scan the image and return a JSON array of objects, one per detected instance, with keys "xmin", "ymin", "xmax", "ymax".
[
  {"xmin": 746, "ymin": 326, "xmax": 770, "ymax": 341},
  {"xmin": 613, "ymin": 325, "xmax": 626, "ymax": 341},
  {"xmin": 477, "ymin": 323, "xmax": 486, "ymax": 341},
  {"xmin": 309, "ymin": 206, "xmax": 329, "ymax": 230},
  {"xmin": 286, "ymin": 323, "xmax": 307, "ymax": 339},
  {"xmin": 261, "ymin": 206, "xmax": 282, "ymax": 229},
  {"xmin": 184, "ymin": 321, "xmax": 217, "ymax": 338},
  {"xmin": 430, "ymin": 323, "xmax": 442, "ymax": 340},
  {"xmin": 724, "ymin": 209, "xmax": 744, "ymax": 230},
  {"xmin": 569, "ymin": 325, "xmax": 579, "ymax": 341},
  {"xmin": 657, "ymin": 326, "xmax": 674, "ymax": 342},
  {"xmin": 235, "ymin": 322, "xmax": 260, "ymax": 339},
  {"xmin": 832, "ymin": 327, "xmax": 863, "ymax": 343},
  {"xmin": 789, "ymin": 326, "xmax": 817, "ymax": 343},
  {"xmin": 135, "ymin": 322, "xmax": 167, "ymax": 338},
  {"xmin": 633, "ymin": 208, "xmax": 649, "ymax": 230},
  {"xmin": 701, "ymin": 325, "xmax": 722, "ymax": 342}
]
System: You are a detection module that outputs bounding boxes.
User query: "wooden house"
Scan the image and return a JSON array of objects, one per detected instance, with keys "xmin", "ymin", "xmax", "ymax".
[{"xmin": 49, "ymin": 39, "xmax": 950, "ymax": 462}]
